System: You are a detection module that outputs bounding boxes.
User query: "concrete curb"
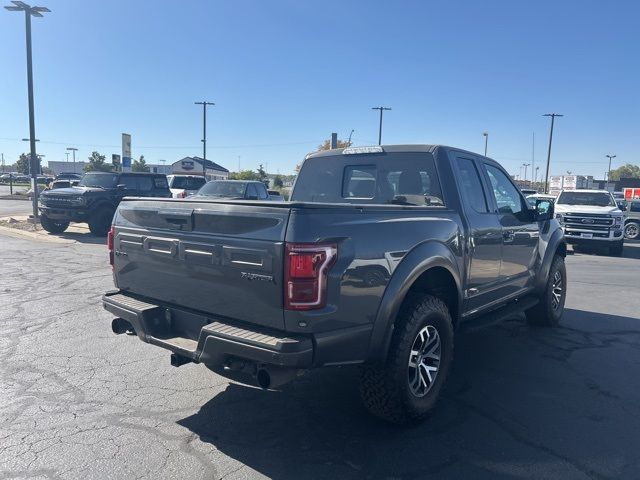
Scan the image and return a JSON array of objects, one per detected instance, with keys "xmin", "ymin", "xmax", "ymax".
[{"xmin": 0, "ymin": 224, "xmax": 76, "ymax": 243}]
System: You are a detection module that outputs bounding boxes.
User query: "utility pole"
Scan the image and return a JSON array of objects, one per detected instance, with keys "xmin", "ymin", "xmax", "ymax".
[
  {"xmin": 483, "ymin": 132, "xmax": 488, "ymax": 156},
  {"xmin": 371, "ymin": 106, "xmax": 391, "ymax": 145},
  {"xmin": 66, "ymin": 147, "xmax": 77, "ymax": 173},
  {"xmin": 65, "ymin": 152, "xmax": 69, "ymax": 163},
  {"xmin": 534, "ymin": 166, "xmax": 539, "ymax": 185},
  {"xmin": 1, "ymin": 153, "xmax": 4, "ymax": 173},
  {"xmin": 543, "ymin": 113, "xmax": 563, "ymax": 194},
  {"xmin": 6, "ymin": 1, "xmax": 51, "ymax": 219},
  {"xmin": 606, "ymin": 154, "xmax": 616, "ymax": 183},
  {"xmin": 195, "ymin": 101, "xmax": 215, "ymax": 178}
]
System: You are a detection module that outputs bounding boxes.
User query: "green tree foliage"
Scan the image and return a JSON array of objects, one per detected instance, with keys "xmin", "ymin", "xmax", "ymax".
[
  {"xmin": 132, "ymin": 155, "xmax": 150, "ymax": 172},
  {"xmin": 84, "ymin": 151, "xmax": 112, "ymax": 172},
  {"xmin": 229, "ymin": 170, "xmax": 260, "ymax": 180},
  {"xmin": 609, "ymin": 164, "xmax": 640, "ymax": 181},
  {"xmin": 317, "ymin": 138, "xmax": 351, "ymax": 151},
  {"xmin": 15, "ymin": 153, "xmax": 30, "ymax": 175},
  {"xmin": 273, "ymin": 175, "xmax": 284, "ymax": 188}
]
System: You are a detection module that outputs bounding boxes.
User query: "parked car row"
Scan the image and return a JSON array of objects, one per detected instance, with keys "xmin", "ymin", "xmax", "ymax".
[{"xmin": 38, "ymin": 172, "xmax": 283, "ymax": 236}]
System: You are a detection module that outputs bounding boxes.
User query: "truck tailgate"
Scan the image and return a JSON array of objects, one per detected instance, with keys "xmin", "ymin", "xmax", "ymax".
[{"xmin": 112, "ymin": 199, "xmax": 290, "ymax": 329}]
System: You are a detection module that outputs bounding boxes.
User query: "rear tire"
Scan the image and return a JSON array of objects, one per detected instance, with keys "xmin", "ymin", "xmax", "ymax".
[
  {"xmin": 40, "ymin": 214, "xmax": 69, "ymax": 234},
  {"xmin": 88, "ymin": 208, "xmax": 114, "ymax": 237},
  {"xmin": 359, "ymin": 294, "xmax": 454, "ymax": 424},
  {"xmin": 526, "ymin": 255, "xmax": 566, "ymax": 327},
  {"xmin": 609, "ymin": 241, "xmax": 624, "ymax": 256}
]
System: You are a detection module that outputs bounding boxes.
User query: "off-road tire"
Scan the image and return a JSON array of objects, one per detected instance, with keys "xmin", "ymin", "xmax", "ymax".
[
  {"xmin": 526, "ymin": 255, "xmax": 566, "ymax": 327},
  {"xmin": 359, "ymin": 294, "xmax": 454, "ymax": 424},
  {"xmin": 609, "ymin": 241, "xmax": 624, "ymax": 257},
  {"xmin": 88, "ymin": 207, "xmax": 114, "ymax": 237},
  {"xmin": 40, "ymin": 214, "xmax": 69, "ymax": 234}
]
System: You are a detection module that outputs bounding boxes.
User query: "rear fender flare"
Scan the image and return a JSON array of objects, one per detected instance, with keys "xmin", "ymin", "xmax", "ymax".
[{"xmin": 367, "ymin": 241, "xmax": 462, "ymax": 363}]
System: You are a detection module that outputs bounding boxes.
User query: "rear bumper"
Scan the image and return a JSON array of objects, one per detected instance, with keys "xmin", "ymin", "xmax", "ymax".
[{"xmin": 102, "ymin": 291, "xmax": 314, "ymax": 368}]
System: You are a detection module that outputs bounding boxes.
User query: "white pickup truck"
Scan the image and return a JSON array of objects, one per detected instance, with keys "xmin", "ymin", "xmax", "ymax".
[{"xmin": 554, "ymin": 189, "xmax": 625, "ymax": 255}]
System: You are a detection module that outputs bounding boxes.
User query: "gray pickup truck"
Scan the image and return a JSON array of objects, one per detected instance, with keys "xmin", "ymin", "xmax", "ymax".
[{"xmin": 103, "ymin": 145, "xmax": 566, "ymax": 423}]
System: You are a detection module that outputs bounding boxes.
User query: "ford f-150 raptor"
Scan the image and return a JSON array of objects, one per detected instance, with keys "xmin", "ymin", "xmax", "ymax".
[{"xmin": 103, "ymin": 145, "xmax": 566, "ymax": 423}]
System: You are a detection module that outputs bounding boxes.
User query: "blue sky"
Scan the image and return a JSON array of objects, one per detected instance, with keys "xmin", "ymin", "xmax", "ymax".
[{"xmin": 1, "ymin": 0, "xmax": 638, "ymax": 178}]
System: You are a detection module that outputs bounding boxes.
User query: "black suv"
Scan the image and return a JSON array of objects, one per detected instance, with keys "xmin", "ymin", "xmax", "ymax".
[{"xmin": 39, "ymin": 171, "xmax": 171, "ymax": 236}]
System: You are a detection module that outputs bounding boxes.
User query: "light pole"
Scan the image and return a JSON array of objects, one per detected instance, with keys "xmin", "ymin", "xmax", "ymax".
[
  {"xmin": 483, "ymin": 132, "xmax": 488, "ymax": 156},
  {"xmin": 6, "ymin": 1, "xmax": 50, "ymax": 219},
  {"xmin": 195, "ymin": 101, "xmax": 215, "ymax": 178},
  {"xmin": 606, "ymin": 154, "xmax": 616, "ymax": 182},
  {"xmin": 522, "ymin": 163, "xmax": 530, "ymax": 184},
  {"xmin": 534, "ymin": 166, "xmax": 539, "ymax": 185},
  {"xmin": 348, "ymin": 129, "xmax": 355, "ymax": 146},
  {"xmin": 66, "ymin": 147, "xmax": 78, "ymax": 173},
  {"xmin": 371, "ymin": 107, "xmax": 391, "ymax": 145},
  {"xmin": 65, "ymin": 152, "xmax": 69, "ymax": 163},
  {"xmin": 543, "ymin": 113, "xmax": 563, "ymax": 194}
]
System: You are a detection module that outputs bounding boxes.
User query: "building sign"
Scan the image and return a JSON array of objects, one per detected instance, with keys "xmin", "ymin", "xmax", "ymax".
[
  {"xmin": 181, "ymin": 159, "xmax": 194, "ymax": 171},
  {"xmin": 122, "ymin": 133, "xmax": 131, "ymax": 171}
]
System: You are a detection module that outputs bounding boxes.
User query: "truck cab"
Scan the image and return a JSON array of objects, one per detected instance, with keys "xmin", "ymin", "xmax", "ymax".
[{"xmin": 554, "ymin": 189, "xmax": 625, "ymax": 255}]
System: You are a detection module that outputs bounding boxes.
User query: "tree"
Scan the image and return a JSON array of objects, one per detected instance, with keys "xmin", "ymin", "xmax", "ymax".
[
  {"xmin": 273, "ymin": 175, "xmax": 284, "ymax": 188},
  {"xmin": 15, "ymin": 153, "xmax": 30, "ymax": 175},
  {"xmin": 84, "ymin": 151, "xmax": 112, "ymax": 172},
  {"xmin": 257, "ymin": 164, "xmax": 268, "ymax": 184},
  {"xmin": 132, "ymin": 155, "xmax": 150, "ymax": 172},
  {"xmin": 317, "ymin": 138, "xmax": 351, "ymax": 151},
  {"xmin": 228, "ymin": 170, "xmax": 260, "ymax": 180},
  {"xmin": 609, "ymin": 164, "xmax": 640, "ymax": 181}
]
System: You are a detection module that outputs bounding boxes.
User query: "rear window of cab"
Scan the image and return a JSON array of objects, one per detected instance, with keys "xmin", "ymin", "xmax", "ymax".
[{"xmin": 292, "ymin": 152, "xmax": 444, "ymax": 206}]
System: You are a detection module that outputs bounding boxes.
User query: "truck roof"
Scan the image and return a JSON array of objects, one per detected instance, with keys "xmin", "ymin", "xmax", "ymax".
[
  {"xmin": 561, "ymin": 189, "xmax": 611, "ymax": 194},
  {"xmin": 306, "ymin": 144, "xmax": 471, "ymax": 160}
]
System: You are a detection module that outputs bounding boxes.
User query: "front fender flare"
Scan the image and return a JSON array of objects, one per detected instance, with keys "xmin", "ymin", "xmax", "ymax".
[{"xmin": 367, "ymin": 240, "xmax": 462, "ymax": 363}]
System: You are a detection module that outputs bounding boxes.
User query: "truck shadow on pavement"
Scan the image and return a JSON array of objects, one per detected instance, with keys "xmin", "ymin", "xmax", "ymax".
[{"xmin": 178, "ymin": 308, "xmax": 640, "ymax": 479}]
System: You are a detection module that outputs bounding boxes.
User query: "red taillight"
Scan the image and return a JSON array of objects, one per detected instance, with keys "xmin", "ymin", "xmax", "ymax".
[
  {"xmin": 284, "ymin": 243, "xmax": 337, "ymax": 310},
  {"xmin": 107, "ymin": 226, "xmax": 115, "ymax": 266}
]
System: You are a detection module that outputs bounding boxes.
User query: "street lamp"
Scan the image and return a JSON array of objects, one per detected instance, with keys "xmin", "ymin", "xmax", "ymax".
[
  {"xmin": 371, "ymin": 107, "xmax": 391, "ymax": 145},
  {"xmin": 348, "ymin": 129, "xmax": 355, "ymax": 146},
  {"xmin": 606, "ymin": 154, "xmax": 616, "ymax": 182},
  {"xmin": 195, "ymin": 101, "xmax": 215, "ymax": 178},
  {"xmin": 6, "ymin": 1, "xmax": 51, "ymax": 219},
  {"xmin": 66, "ymin": 147, "xmax": 78, "ymax": 173},
  {"xmin": 543, "ymin": 113, "xmax": 563, "ymax": 194},
  {"xmin": 522, "ymin": 163, "xmax": 530, "ymax": 184},
  {"xmin": 483, "ymin": 132, "xmax": 488, "ymax": 156}
]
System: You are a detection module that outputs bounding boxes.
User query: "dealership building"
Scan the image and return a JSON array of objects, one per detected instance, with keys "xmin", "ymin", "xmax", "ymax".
[{"xmin": 169, "ymin": 157, "xmax": 229, "ymax": 180}]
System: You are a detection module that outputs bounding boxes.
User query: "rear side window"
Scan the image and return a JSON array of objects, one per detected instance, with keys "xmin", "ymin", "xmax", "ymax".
[
  {"xmin": 257, "ymin": 183, "xmax": 269, "ymax": 200},
  {"xmin": 293, "ymin": 152, "xmax": 444, "ymax": 206},
  {"xmin": 154, "ymin": 177, "xmax": 169, "ymax": 189},
  {"xmin": 630, "ymin": 202, "xmax": 640, "ymax": 213},
  {"xmin": 119, "ymin": 176, "xmax": 137, "ymax": 190},
  {"xmin": 137, "ymin": 177, "xmax": 153, "ymax": 191},
  {"xmin": 456, "ymin": 158, "xmax": 489, "ymax": 213}
]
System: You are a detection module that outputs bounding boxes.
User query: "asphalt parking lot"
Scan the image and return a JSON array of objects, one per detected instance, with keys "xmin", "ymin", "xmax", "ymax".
[{"xmin": 1, "ymin": 232, "xmax": 640, "ymax": 480}]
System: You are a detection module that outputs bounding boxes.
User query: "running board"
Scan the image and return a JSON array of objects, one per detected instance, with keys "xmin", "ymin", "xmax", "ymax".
[{"xmin": 459, "ymin": 296, "xmax": 539, "ymax": 333}]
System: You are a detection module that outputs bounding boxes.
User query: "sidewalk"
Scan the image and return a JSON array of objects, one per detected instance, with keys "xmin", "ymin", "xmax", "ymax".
[{"xmin": 0, "ymin": 215, "xmax": 99, "ymax": 244}]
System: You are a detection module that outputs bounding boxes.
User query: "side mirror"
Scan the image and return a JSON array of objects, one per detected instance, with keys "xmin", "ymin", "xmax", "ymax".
[{"xmin": 535, "ymin": 199, "xmax": 554, "ymax": 221}]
